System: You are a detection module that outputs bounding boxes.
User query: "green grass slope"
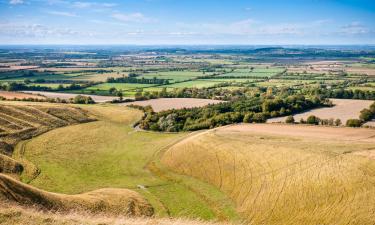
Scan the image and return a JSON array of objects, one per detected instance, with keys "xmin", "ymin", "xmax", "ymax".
[{"xmin": 16, "ymin": 104, "xmax": 240, "ymax": 222}]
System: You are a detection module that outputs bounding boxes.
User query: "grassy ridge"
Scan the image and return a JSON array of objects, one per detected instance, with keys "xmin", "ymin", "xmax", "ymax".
[
  {"xmin": 18, "ymin": 104, "xmax": 240, "ymax": 221},
  {"xmin": 162, "ymin": 125, "xmax": 375, "ymax": 224}
]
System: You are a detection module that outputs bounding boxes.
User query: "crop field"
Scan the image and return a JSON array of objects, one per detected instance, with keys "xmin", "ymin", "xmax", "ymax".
[
  {"xmin": 217, "ymin": 68, "xmax": 283, "ymax": 78},
  {"xmin": 162, "ymin": 123, "xmax": 375, "ymax": 225},
  {"xmin": 0, "ymin": 91, "xmax": 45, "ymax": 100},
  {"xmin": 122, "ymin": 98, "xmax": 224, "ymax": 112},
  {"xmin": 162, "ymin": 80, "xmax": 222, "ymax": 88},
  {"xmin": 23, "ymin": 91, "xmax": 120, "ymax": 102},
  {"xmin": 3, "ymin": 103, "xmax": 239, "ymax": 222},
  {"xmin": 140, "ymin": 71, "xmax": 210, "ymax": 82},
  {"xmin": 268, "ymin": 98, "xmax": 373, "ymax": 124}
]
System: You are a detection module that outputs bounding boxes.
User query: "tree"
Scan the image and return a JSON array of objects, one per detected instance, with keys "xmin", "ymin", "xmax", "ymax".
[
  {"xmin": 243, "ymin": 112, "xmax": 254, "ymax": 123},
  {"xmin": 306, "ymin": 115, "xmax": 320, "ymax": 125},
  {"xmin": 72, "ymin": 95, "xmax": 95, "ymax": 104},
  {"xmin": 109, "ymin": 87, "xmax": 117, "ymax": 95},
  {"xmin": 117, "ymin": 91, "xmax": 124, "ymax": 101},
  {"xmin": 359, "ymin": 108, "xmax": 373, "ymax": 122},
  {"xmin": 346, "ymin": 119, "xmax": 362, "ymax": 127},
  {"xmin": 334, "ymin": 119, "xmax": 342, "ymax": 126},
  {"xmin": 285, "ymin": 116, "xmax": 295, "ymax": 124}
]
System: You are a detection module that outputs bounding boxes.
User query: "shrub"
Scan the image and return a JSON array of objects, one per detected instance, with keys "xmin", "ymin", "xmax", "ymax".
[
  {"xmin": 285, "ymin": 116, "xmax": 295, "ymax": 124},
  {"xmin": 334, "ymin": 119, "xmax": 342, "ymax": 126},
  {"xmin": 359, "ymin": 108, "xmax": 373, "ymax": 121},
  {"xmin": 243, "ymin": 112, "xmax": 254, "ymax": 123},
  {"xmin": 72, "ymin": 95, "xmax": 95, "ymax": 104},
  {"xmin": 306, "ymin": 115, "xmax": 320, "ymax": 125},
  {"xmin": 346, "ymin": 119, "xmax": 362, "ymax": 127}
]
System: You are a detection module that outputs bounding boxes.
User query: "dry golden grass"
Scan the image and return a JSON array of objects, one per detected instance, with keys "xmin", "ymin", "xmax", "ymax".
[
  {"xmin": 0, "ymin": 102, "xmax": 155, "ymax": 219},
  {"xmin": 162, "ymin": 124, "xmax": 375, "ymax": 225},
  {"xmin": 0, "ymin": 174, "xmax": 153, "ymax": 217},
  {"xmin": 0, "ymin": 91, "xmax": 45, "ymax": 100},
  {"xmin": 0, "ymin": 201, "xmax": 232, "ymax": 225}
]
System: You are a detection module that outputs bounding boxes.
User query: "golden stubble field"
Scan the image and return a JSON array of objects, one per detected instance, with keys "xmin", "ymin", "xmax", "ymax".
[
  {"xmin": 268, "ymin": 98, "xmax": 373, "ymax": 124},
  {"xmin": 122, "ymin": 98, "xmax": 224, "ymax": 112},
  {"xmin": 162, "ymin": 123, "xmax": 375, "ymax": 225}
]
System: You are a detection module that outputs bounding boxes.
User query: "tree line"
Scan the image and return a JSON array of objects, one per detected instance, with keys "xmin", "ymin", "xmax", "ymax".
[
  {"xmin": 135, "ymin": 94, "xmax": 327, "ymax": 132},
  {"xmin": 106, "ymin": 76, "xmax": 170, "ymax": 85}
]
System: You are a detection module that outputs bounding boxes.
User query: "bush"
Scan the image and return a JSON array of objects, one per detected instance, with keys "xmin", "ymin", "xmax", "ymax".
[
  {"xmin": 346, "ymin": 119, "xmax": 362, "ymax": 127},
  {"xmin": 334, "ymin": 119, "xmax": 342, "ymax": 126},
  {"xmin": 359, "ymin": 108, "xmax": 373, "ymax": 121},
  {"xmin": 243, "ymin": 112, "xmax": 254, "ymax": 123},
  {"xmin": 306, "ymin": 115, "xmax": 320, "ymax": 125},
  {"xmin": 71, "ymin": 95, "xmax": 95, "ymax": 104},
  {"xmin": 285, "ymin": 116, "xmax": 295, "ymax": 124}
]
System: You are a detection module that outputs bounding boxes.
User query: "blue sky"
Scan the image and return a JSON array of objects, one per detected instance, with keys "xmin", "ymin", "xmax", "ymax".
[{"xmin": 0, "ymin": 0, "xmax": 374, "ymax": 45}]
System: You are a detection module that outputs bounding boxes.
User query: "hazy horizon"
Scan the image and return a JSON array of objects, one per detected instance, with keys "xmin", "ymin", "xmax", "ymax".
[{"xmin": 1, "ymin": 0, "xmax": 374, "ymax": 45}]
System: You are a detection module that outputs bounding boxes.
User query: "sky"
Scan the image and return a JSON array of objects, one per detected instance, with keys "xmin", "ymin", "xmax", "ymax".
[{"xmin": 0, "ymin": 0, "xmax": 374, "ymax": 45}]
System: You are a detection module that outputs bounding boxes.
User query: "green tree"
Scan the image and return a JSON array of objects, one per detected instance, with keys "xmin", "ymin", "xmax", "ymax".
[
  {"xmin": 285, "ymin": 116, "xmax": 295, "ymax": 124},
  {"xmin": 306, "ymin": 115, "xmax": 320, "ymax": 125},
  {"xmin": 346, "ymin": 119, "xmax": 362, "ymax": 127}
]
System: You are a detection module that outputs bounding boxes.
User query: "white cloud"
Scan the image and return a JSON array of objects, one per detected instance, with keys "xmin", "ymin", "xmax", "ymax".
[
  {"xmin": 339, "ymin": 22, "xmax": 370, "ymax": 35},
  {"xmin": 174, "ymin": 19, "xmax": 334, "ymax": 37},
  {"xmin": 9, "ymin": 0, "xmax": 24, "ymax": 5},
  {"xmin": 111, "ymin": 13, "xmax": 156, "ymax": 23},
  {"xmin": 72, "ymin": 1, "xmax": 116, "ymax": 8},
  {"xmin": 46, "ymin": 10, "xmax": 78, "ymax": 17},
  {"xmin": 0, "ymin": 22, "xmax": 92, "ymax": 38}
]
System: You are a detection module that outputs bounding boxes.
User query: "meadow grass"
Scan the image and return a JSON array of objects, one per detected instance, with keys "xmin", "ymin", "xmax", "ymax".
[{"xmin": 17, "ymin": 104, "xmax": 240, "ymax": 221}]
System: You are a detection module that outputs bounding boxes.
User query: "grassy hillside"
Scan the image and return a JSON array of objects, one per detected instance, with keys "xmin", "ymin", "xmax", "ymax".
[
  {"xmin": 0, "ymin": 201, "xmax": 232, "ymax": 225},
  {"xmin": 162, "ymin": 124, "xmax": 375, "ymax": 225},
  {"xmin": 0, "ymin": 173, "xmax": 153, "ymax": 217},
  {"xmin": 0, "ymin": 102, "xmax": 95, "ymax": 175},
  {"xmin": 15, "ymin": 103, "xmax": 240, "ymax": 222}
]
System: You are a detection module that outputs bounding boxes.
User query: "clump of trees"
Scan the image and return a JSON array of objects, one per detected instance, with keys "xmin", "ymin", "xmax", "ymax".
[
  {"xmin": 107, "ymin": 76, "xmax": 170, "ymax": 85},
  {"xmin": 138, "ymin": 94, "xmax": 326, "ymax": 132},
  {"xmin": 305, "ymin": 87, "xmax": 375, "ymax": 100},
  {"xmin": 346, "ymin": 119, "xmax": 362, "ymax": 127},
  {"xmin": 71, "ymin": 95, "xmax": 95, "ymax": 104},
  {"xmin": 346, "ymin": 102, "xmax": 375, "ymax": 127},
  {"xmin": 285, "ymin": 115, "xmax": 295, "ymax": 123},
  {"xmin": 0, "ymin": 82, "xmax": 94, "ymax": 92}
]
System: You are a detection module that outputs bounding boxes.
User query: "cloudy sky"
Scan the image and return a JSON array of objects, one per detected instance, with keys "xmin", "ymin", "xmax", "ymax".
[{"xmin": 0, "ymin": 0, "xmax": 374, "ymax": 45}]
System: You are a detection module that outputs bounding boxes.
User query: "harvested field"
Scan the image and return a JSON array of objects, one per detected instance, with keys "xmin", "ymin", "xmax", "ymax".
[
  {"xmin": 346, "ymin": 67, "xmax": 375, "ymax": 76},
  {"xmin": 220, "ymin": 123, "xmax": 375, "ymax": 142},
  {"xmin": 162, "ymin": 124, "xmax": 375, "ymax": 224},
  {"xmin": 122, "ymin": 98, "xmax": 223, "ymax": 112},
  {"xmin": 0, "ymin": 65, "xmax": 39, "ymax": 71},
  {"xmin": 0, "ymin": 91, "xmax": 45, "ymax": 100},
  {"xmin": 23, "ymin": 91, "xmax": 120, "ymax": 103},
  {"xmin": 267, "ymin": 98, "xmax": 373, "ymax": 124}
]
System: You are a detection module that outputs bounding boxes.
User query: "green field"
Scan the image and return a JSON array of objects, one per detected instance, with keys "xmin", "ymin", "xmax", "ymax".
[
  {"xmin": 17, "ymin": 104, "xmax": 240, "ymax": 221},
  {"xmin": 140, "ymin": 71, "xmax": 210, "ymax": 82}
]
